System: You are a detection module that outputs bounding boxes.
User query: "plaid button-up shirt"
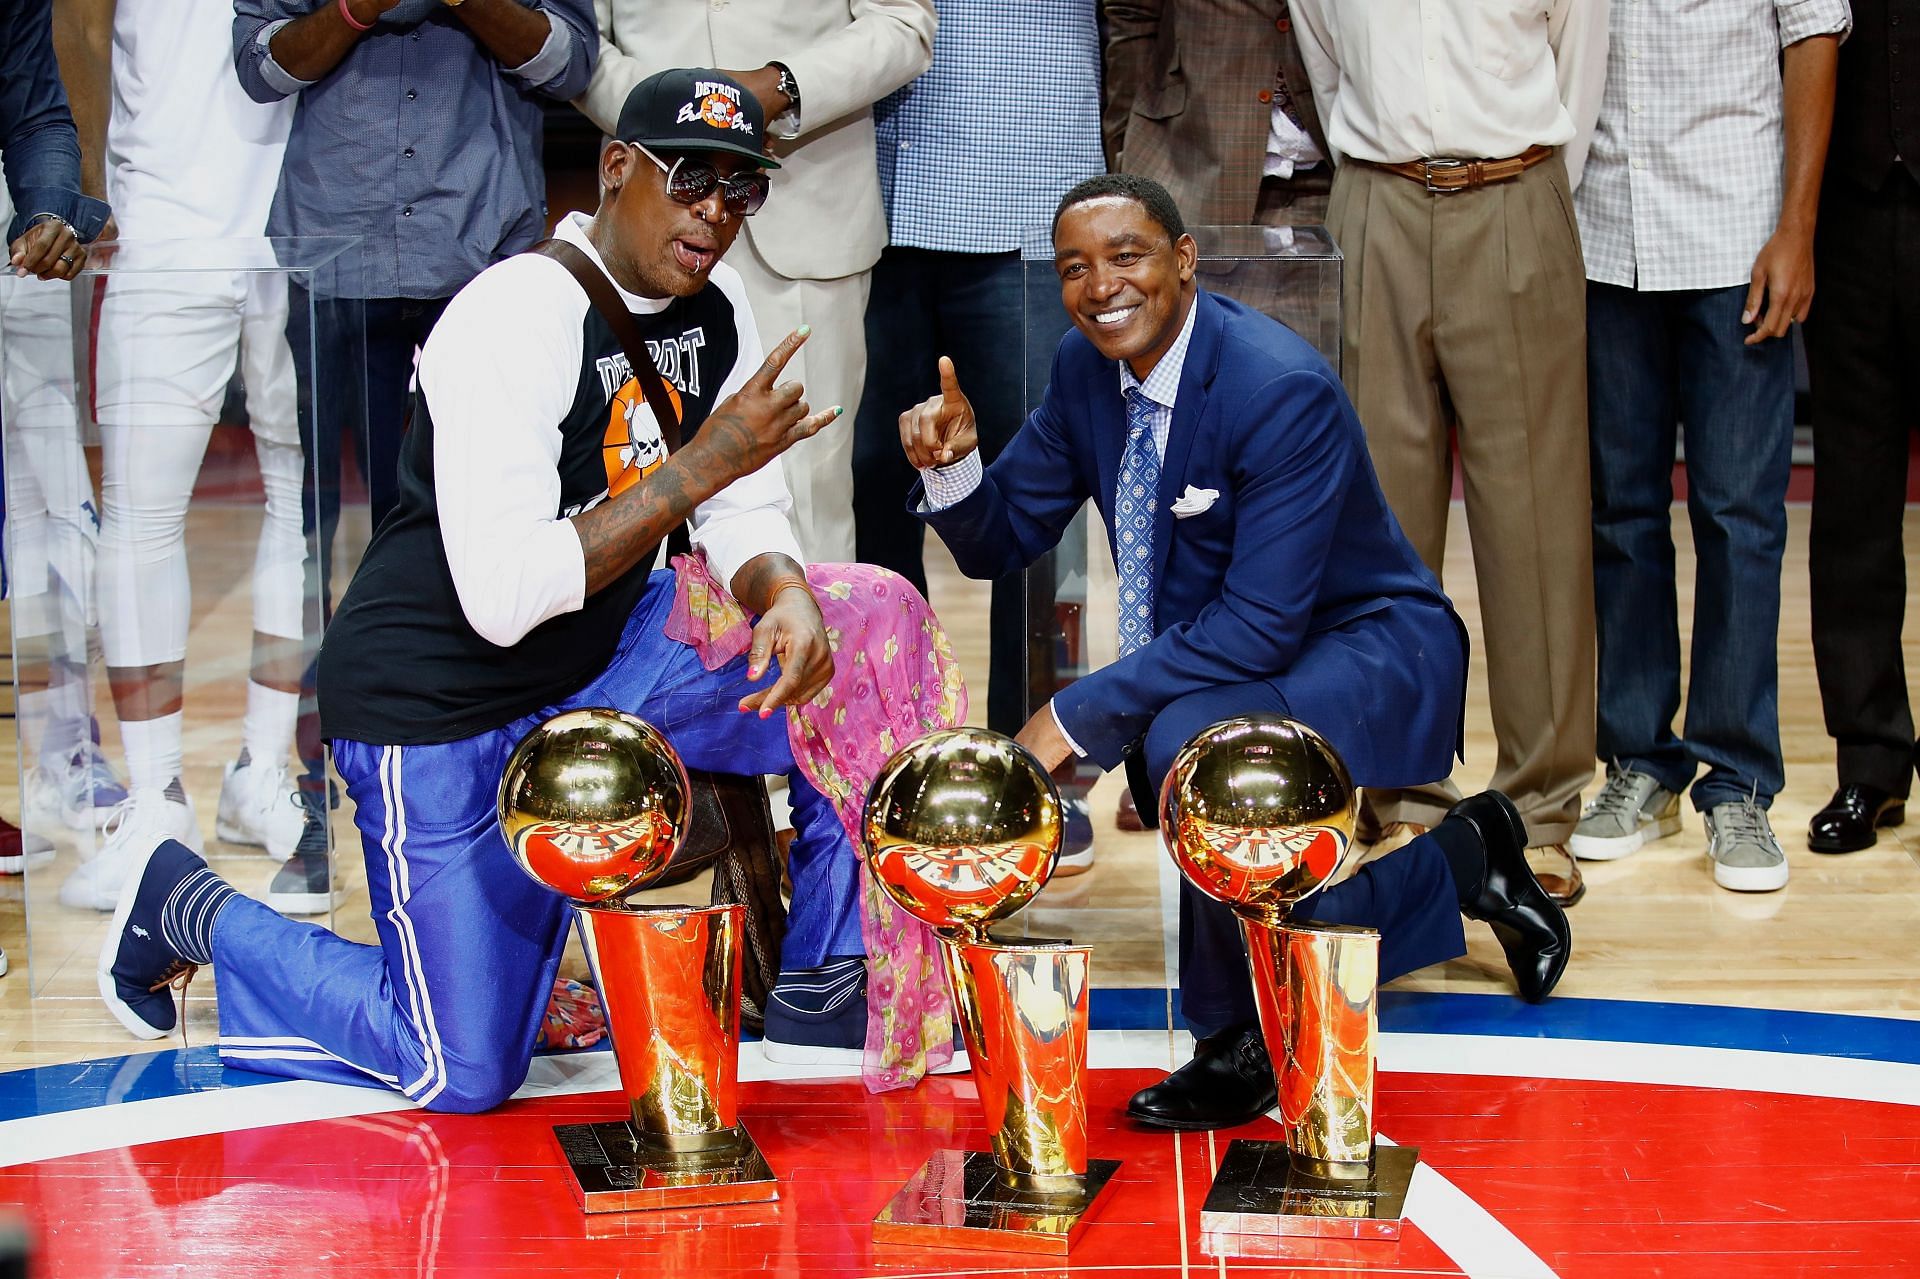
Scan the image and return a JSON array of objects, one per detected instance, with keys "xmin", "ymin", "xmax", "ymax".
[
  {"xmin": 1576, "ymin": 0, "xmax": 1853, "ymax": 293},
  {"xmin": 874, "ymin": 0, "xmax": 1105, "ymax": 254}
]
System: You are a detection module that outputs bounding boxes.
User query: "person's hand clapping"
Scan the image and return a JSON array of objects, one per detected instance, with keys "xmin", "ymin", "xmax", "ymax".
[{"xmin": 898, "ymin": 356, "xmax": 978, "ymax": 469}]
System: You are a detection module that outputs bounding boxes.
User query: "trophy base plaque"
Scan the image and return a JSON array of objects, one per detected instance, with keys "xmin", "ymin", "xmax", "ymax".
[
  {"xmin": 873, "ymin": 1149, "xmax": 1122, "ymax": 1255},
  {"xmin": 552, "ymin": 1121, "xmax": 778, "ymax": 1214},
  {"xmin": 1200, "ymin": 1139, "xmax": 1418, "ymax": 1246}
]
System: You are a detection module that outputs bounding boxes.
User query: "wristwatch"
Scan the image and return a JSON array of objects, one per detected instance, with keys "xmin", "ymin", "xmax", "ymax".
[{"xmin": 767, "ymin": 61, "xmax": 801, "ymax": 139}]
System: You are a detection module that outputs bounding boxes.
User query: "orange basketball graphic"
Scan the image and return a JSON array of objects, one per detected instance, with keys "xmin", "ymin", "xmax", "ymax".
[
  {"xmin": 699, "ymin": 92, "xmax": 740, "ymax": 130},
  {"xmin": 602, "ymin": 376, "xmax": 681, "ymax": 497}
]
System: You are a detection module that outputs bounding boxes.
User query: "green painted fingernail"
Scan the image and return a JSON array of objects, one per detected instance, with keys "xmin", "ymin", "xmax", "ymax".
[
  {"xmin": 797, "ymin": 324, "xmax": 812, "ymax": 336},
  {"xmin": 832, "ymin": 405, "xmax": 844, "ymax": 416}
]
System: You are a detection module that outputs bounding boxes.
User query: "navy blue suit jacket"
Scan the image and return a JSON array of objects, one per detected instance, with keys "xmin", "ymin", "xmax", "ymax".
[{"xmin": 917, "ymin": 289, "xmax": 1467, "ymax": 786}]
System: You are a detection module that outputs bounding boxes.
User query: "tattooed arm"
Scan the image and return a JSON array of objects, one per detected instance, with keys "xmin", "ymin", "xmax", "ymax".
[
  {"xmin": 570, "ymin": 327, "xmax": 838, "ymax": 596},
  {"xmin": 571, "ymin": 327, "xmax": 837, "ymax": 714}
]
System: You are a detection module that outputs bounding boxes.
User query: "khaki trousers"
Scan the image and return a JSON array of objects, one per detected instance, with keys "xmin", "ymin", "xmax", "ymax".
[
  {"xmin": 1327, "ymin": 155, "xmax": 1596, "ymax": 845},
  {"xmin": 725, "ymin": 232, "xmax": 870, "ymax": 564}
]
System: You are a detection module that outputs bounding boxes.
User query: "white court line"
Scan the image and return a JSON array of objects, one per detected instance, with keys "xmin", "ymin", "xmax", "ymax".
[
  {"xmin": 0, "ymin": 1030, "xmax": 1180, "ymax": 1167},
  {"xmin": 4, "ymin": 1031, "xmax": 1914, "ymax": 1170},
  {"xmin": 1154, "ymin": 836, "xmax": 1183, "ymax": 1008},
  {"xmin": 1385, "ymin": 1135, "xmax": 1559, "ymax": 1279},
  {"xmin": 1380, "ymin": 1032, "xmax": 1920, "ymax": 1107},
  {"xmin": 0, "ymin": 1080, "xmax": 418, "ymax": 1168}
]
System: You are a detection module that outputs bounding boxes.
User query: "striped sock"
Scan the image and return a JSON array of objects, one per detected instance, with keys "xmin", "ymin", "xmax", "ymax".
[{"xmin": 160, "ymin": 867, "xmax": 237, "ymax": 965}]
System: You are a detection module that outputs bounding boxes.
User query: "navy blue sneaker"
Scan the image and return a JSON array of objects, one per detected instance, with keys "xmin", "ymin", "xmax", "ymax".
[
  {"xmin": 265, "ymin": 793, "xmax": 333, "ymax": 916},
  {"xmin": 97, "ymin": 839, "xmax": 206, "ymax": 1040},
  {"xmin": 762, "ymin": 956, "xmax": 866, "ymax": 1066},
  {"xmin": 761, "ymin": 957, "xmax": 969, "ymax": 1075},
  {"xmin": 1056, "ymin": 795, "xmax": 1095, "ymax": 877}
]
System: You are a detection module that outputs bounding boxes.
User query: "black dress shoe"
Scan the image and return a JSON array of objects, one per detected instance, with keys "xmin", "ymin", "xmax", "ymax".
[
  {"xmin": 1808, "ymin": 784, "xmax": 1905, "ymax": 854},
  {"xmin": 1447, "ymin": 791, "xmax": 1572, "ymax": 1004},
  {"xmin": 1126, "ymin": 1022, "xmax": 1276, "ymax": 1130}
]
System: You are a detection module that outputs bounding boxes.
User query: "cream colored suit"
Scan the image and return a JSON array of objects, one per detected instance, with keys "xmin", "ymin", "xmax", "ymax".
[{"xmin": 578, "ymin": 0, "xmax": 936, "ymax": 563}]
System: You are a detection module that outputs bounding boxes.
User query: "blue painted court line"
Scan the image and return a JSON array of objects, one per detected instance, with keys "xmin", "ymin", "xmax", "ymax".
[
  {"xmin": 3, "ymin": 991, "xmax": 1916, "ymax": 1125},
  {"xmin": 0, "ymin": 1045, "xmax": 272, "ymax": 1125},
  {"xmin": 1374, "ymin": 991, "xmax": 1920, "ymax": 1064},
  {"xmin": 1088, "ymin": 987, "xmax": 1920, "ymax": 1065}
]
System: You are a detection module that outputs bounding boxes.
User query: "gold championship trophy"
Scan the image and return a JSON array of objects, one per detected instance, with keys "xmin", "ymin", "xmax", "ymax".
[
  {"xmin": 498, "ymin": 708, "xmax": 777, "ymax": 1213},
  {"xmin": 863, "ymin": 728, "xmax": 1121, "ymax": 1255},
  {"xmin": 1160, "ymin": 715, "xmax": 1419, "ymax": 1245}
]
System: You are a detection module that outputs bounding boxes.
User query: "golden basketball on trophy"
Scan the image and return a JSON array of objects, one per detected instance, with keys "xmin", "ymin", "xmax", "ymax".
[
  {"xmin": 1158, "ymin": 714, "xmax": 1418, "ymax": 1248},
  {"xmin": 863, "ymin": 727, "xmax": 1120, "ymax": 1255},
  {"xmin": 863, "ymin": 726, "xmax": 1063, "ymax": 942},
  {"xmin": 498, "ymin": 707, "xmax": 775, "ymax": 1214},
  {"xmin": 497, "ymin": 706, "xmax": 689, "ymax": 903},
  {"xmin": 1160, "ymin": 714, "xmax": 1361, "ymax": 921}
]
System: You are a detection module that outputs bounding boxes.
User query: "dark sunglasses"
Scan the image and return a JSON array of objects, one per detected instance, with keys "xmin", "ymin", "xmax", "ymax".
[{"xmin": 631, "ymin": 142, "xmax": 770, "ymax": 216}]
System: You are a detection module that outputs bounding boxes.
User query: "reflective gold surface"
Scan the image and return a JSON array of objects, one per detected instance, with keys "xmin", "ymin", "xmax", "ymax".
[
  {"xmin": 499, "ymin": 711, "xmax": 766, "ymax": 1211},
  {"xmin": 873, "ymin": 1149, "xmax": 1123, "ymax": 1256},
  {"xmin": 863, "ymin": 728, "xmax": 1062, "ymax": 944},
  {"xmin": 942, "ymin": 940, "xmax": 1092, "ymax": 1182},
  {"xmin": 1200, "ymin": 1140, "xmax": 1419, "ymax": 1245},
  {"xmin": 575, "ymin": 903, "xmax": 744, "ymax": 1143},
  {"xmin": 497, "ymin": 708, "xmax": 689, "ymax": 904},
  {"xmin": 1159, "ymin": 716, "xmax": 1360, "ymax": 925},
  {"xmin": 553, "ymin": 1120, "xmax": 777, "ymax": 1213},
  {"xmin": 1164, "ymin": 717, "xmax": 1415, "ymax": 1239},
  {"xmin": 1275, "ymin": 923, "xmax": 1378, "ymax": 1174},
  {"xmin": 862, "ymin": 732, "xmax": 1118, "ymax": 1252}
]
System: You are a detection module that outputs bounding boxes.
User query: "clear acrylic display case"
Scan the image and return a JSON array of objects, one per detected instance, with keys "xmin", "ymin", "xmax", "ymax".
[{"xmin": 2, "ymin": 237, "xmax": 368, "ymax": 1002}]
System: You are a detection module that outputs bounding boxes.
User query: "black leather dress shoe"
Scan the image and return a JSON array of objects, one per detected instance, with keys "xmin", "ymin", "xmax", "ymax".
[
  {"xmin": 1448, "ymin": 791, "xmax": 1572, "ymax": 1004},
  {"xmin": 1126, "ymin": 1022, "xmax": 1276, "ymax": 1130},
  {"xmin": 1808, "ymin": 784, "xmax": 1905, "ymax": 854}
]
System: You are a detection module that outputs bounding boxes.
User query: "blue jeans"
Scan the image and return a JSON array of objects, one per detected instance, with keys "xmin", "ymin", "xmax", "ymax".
[{"xmin": 1586, "ymin": 282, "xmax": 1793, "ymax": 809}]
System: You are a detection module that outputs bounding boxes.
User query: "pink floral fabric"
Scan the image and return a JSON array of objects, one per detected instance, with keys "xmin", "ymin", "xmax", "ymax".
[{"xmin": 665, "ymin": 554, "xmax": 966, "ymax": 1092}]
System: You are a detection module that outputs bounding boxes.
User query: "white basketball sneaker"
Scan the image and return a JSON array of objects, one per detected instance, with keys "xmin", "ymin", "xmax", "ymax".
[
  {"xmin": 59, "ymin": 785, "xmax": 203, "ymax": 911},
  {"xmin": 23, "ymin": 761, "xmax": 88, "ymax": 832},
  {"xmin": 216, "ymin": 753, "xmax": 306, "ymax": 863},
  {"xmin": 23, "ymin": 741, "xmax": 131, "ymax": 832}
]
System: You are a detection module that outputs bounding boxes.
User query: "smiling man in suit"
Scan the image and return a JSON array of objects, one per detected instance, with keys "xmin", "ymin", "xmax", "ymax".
[{"xmin": 903, "ymin": 173, "xmax": 1573, "ymax": 1130}]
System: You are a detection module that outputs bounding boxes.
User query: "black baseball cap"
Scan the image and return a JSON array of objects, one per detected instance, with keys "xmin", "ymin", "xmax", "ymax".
[{"xmin": 615, "ymin": 68, "xmax": 782, "ymax": 170}]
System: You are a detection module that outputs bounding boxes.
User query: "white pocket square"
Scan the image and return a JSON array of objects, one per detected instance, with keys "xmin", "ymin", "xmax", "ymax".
[{"xmin": 1170, "ymin": 486, "xmax": 1219, "ymax": 518}]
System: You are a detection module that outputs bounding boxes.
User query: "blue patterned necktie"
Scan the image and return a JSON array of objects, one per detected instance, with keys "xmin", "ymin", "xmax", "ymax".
[{"xmin": 1115, "ymin": 387, "xmax": 1161, "ymax": 657}]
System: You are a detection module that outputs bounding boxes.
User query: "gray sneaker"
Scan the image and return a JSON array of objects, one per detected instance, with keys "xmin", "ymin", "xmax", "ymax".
[
  {"xmin": 1703, "ymin": 800, "xmax": 1789, "ymax": 892},
  {"xmin": 1571, "ymin": 769, "xmax": 1683, "ymax": 861}
]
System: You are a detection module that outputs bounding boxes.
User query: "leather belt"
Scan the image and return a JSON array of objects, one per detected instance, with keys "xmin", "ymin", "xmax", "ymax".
[{"xmin": 1368, "ymin": 144, "xmax": 1555, "ymax": 193}]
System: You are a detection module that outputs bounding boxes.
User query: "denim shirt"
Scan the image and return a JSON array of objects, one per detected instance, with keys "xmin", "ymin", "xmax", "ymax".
[
  {"xmin": 232, "ymin": 1, "xmax": 596, "ymax": 300},
  {"xmin": 0, "ymin": 0, "xmax": 112, "ymax": 244}
]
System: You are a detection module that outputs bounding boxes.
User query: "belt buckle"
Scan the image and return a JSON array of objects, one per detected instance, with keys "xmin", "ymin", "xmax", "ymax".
[{"xmin": 1422, "ymin": 159, "xmax": 1469, "ymax": 193}]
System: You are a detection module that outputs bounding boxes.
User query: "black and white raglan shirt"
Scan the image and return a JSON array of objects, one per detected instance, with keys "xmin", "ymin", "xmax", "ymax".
[{"xmin": 318, "ymin": 211, "xmax": 803, "ymax": 746}]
